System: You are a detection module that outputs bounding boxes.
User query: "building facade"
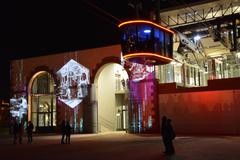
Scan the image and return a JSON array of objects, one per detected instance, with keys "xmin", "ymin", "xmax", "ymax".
[{"xmin": 10, "ymin": 43, "xmax": 240, "ymax": 135}]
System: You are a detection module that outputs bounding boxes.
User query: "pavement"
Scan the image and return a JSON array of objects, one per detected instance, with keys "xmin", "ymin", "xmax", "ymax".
[{"xmin": 0, "ymin": 132, "xmax": 240, "ymax": 160}]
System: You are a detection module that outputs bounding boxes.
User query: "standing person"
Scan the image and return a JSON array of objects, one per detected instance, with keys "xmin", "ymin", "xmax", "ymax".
[
  {"xmin": 13, "ymin": 119, "xmax": 19, "ymax": 144},
  {"xmin": 161, "ymin": 116, "xmax": 168, "ymax": 154},
  {"xmin": 26, "ymin": 121, "xmax": 34, "ymax": 144},
  {"xmin": 165, "ymin": 118, "xmax": 176, "ymax": 155},
  {"xmin": 18, "ymin": 121, "xmax": 24, "ymax": 144},
  {"xmin": 65, "ymin": 121, "xmax": 72, "ymax": 144},
  {"xmin": 60, "ymin": 120, "xmax": 66, "ymax": 144}
]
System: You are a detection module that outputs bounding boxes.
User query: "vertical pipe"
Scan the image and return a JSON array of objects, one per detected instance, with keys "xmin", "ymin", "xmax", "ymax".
[{"xmin": 232, "ymin": 19, "xmax": 237, "ymax": 51}]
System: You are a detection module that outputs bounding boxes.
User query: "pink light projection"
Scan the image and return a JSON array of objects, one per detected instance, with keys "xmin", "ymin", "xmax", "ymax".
[{"xmin": 124, "ymin": 61, "xmax": 154, "ymax": 82}]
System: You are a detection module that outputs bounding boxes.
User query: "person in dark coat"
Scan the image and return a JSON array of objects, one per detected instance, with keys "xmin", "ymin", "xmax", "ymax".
[
  {"xmin": 161, "ymin": 116, "xmax": 168, "ymax": 154},
  {"xmin": 60, "ymin": 120, "xmax": 66, "ymax": 144},
  {"xmin": 26, "ymin": 121, "xmax": 34, "ymax": 144},
  {"xmin": 18, "ymin": 121, "xmax": 24, "ymax": 144},
  {"xmin": 65, "ymin": 121, "xmax": 72, "ymax": 144},
  {"xmin": 165, "ymin": 118, "xmax": 175, "ymax": 155}
]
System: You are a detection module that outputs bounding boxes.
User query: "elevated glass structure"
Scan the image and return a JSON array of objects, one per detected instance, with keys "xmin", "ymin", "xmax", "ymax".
[{"xmin": 118, "ymin": 20, "xmax": 174, "ymax": 65}]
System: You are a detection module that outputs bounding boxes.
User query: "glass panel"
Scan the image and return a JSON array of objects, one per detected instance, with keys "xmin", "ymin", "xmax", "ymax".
[
  {"xmin": 32, "ymin": 96, "xmax": 38, "ymax": 112},
  {"xmin": 32, "ymin": 113, "xmax": 37, "ymax": 131},
  {"xmin": 166, "ymin": 64, "xmax": 174, "ymax": 82},
  {"xmin": 45, "ymin": 113, "xmax": 51, "ymax": 126},
  {"xmin": 164, "ymin": 32, "xmax": 169, "ymax": 57},
  {"xmin": 49, "ymin": 75, "xmax": 54, "ymax": 93},
  {"xmin": 137, "ymin": 24, "xmax": 153, "ymax": 52},
  {"xmin": 174, "ymin": 65, "xmax": 182, "ymax": 83},
  {"xmin": 32, "ymin": 79, "xmax": 38, "ymax": 94},
  {"xmin": 38, "ymin": 114, "xmax": 44, "ymax": 127},
  {"xmin": 37, "ymin": 73, "xmax": 49, "ymax": 94},
  {"xmin": 53, "ymin": 112, "xmax": 56, "ymax": 126},
  {"xmin": 53, "ymin": 96, "xmax": 56, "ymax": 112},
  {"xmin": 39, "ymin": 96, "xmax": 51, "ymax": 112},
  {"xmin": 121, "ymin": 25, "xmax": 137, "ymax": 53},
  {"xmin": 154, "ymin": 29, "xmax": 164, "ymax": 54}
]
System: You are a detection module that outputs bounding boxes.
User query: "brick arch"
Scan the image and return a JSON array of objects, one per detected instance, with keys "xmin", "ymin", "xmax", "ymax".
[
  {"xmin": 90, "ymin": 56, "xmax": 130, "ymax": 83},
  {"xmin": 27, "ymin": 65, "xmax": 58, "ymax": 93}
]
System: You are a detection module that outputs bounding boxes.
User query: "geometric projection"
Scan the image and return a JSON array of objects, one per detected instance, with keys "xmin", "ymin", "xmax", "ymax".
[{"xmin": 57, "ymin": 59, "xmax": 90, "ymax": 108}]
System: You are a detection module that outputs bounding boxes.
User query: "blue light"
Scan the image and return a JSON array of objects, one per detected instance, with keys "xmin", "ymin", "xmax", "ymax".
[{"xmin": 144, "ymin": 29, "xmax": 151, "ymax": 33}]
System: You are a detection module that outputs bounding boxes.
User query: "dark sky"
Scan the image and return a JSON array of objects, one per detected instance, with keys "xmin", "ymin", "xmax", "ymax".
[{"xmin": 0, "ymin": 0, "xmax": 207, "ymax": 98}]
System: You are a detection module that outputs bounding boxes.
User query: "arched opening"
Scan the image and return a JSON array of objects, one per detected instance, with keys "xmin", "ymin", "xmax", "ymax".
[
  {"xmin": 28, "ymin": 71, "xmax": 56, "ymax": 132},
  {"xmin": 94, "ymin": 63, "xmax": 129, "ymax": 133}
]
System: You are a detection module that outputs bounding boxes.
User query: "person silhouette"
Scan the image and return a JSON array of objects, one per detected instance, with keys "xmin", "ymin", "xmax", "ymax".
[
  {"xmin": 60, "ymin": 120, "xmax": 66, "ymax": 144},
  {"xmin": 161, "ymin": 116, "xmax": 168, "ymax": 154},
  {"xmin": 26, "ymin": 121, "xmax": 34, "ymax": 144},
  {"xmin": 65, "ymin": 121, "xmax": 72, "ymax": 144},
  {"xmin": 18, "ymin": 120, "xmax": 24, "ymax": 144},
  {"xmin": 165, "ymin": 118, "xmax": 175, "ymax": 155}
]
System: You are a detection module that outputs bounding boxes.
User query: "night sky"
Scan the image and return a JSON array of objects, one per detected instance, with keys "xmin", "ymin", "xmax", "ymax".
[{"xmin": 0, "ymin": 0, "xmax": 207, "ymax": 98}]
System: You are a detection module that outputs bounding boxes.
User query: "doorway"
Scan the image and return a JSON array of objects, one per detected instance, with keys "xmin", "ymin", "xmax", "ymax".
[
  {"xmin": 94, "ymin": 63, "xmax": 129, "ymax": 133},
  {"xmin": 29, "ymin": 71, "xmax": 56, "ymax": 132}
]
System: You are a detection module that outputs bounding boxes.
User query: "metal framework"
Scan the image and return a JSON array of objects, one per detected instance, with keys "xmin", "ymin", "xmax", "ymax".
[{"xmin": 160, "ymin": 2, "xmax": 240, "ymax": 28}]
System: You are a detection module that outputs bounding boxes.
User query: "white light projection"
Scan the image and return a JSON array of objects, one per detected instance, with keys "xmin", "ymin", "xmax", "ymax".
[
  {"xmin": 57, "ymin": 59, "xmax": 90, "ymax": 108},
  {"xmin": 10, "ymin": 95, "xmax": 28, "ymax": 121}
]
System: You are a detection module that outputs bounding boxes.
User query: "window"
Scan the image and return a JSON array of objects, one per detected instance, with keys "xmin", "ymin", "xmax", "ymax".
[{"xmin": 31, "ymin": 72, "xmax": 56, "ymax": 132}]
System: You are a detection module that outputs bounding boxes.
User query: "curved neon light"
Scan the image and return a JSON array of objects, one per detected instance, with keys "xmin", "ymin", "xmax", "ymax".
[
  {"xmin": 118, "ymin": 20, "xmax": 175, "ymax": 34},
  {"xmin": 123, "ymin": 53, "xmax": 173, "ymax": 62}
]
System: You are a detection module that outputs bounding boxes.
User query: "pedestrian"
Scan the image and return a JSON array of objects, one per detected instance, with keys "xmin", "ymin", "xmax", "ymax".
[
  {"xmin": 60, "ymin": 120, "xmax": 66, "ymax": 144},
  {"xmin": 18, "ymin": 121, "xmax": 24, "ymax": 144},
  {"xmin": 26, "ymin": 121, "xmax": 34, "ymax": 144},
  {"xmin": 13, "ymin": 119, "xmax": 18, "ymax": 144},
  {"xmin": 65, "ymin": 121, "xmax": 72, "ymax": 144},
  {"xmin": 165, "ymin": 118, "xmax": 176, "ymax": 155},
  {"xmin": 161, "ymin": 116, "xmax": 168, "ymax": 154}
]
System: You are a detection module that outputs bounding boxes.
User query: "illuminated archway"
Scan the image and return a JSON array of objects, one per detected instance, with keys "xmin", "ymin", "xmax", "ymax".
[
  {"xmin": 94, "ymin": 63, "xmax": 129, "ymax": 133},
  {"xmin": 28, "ymin": 71, "xmax": 56, "ymax": 132}
]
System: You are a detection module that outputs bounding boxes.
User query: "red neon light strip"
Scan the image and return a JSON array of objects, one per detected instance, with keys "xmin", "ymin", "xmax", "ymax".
[
  {"xmin": 118, "ymin": 20, "xmax": 174, "ymax": 34},
  {"xmin": 123, "ymin": 53, "xmax": 173, "ymax": 62}
]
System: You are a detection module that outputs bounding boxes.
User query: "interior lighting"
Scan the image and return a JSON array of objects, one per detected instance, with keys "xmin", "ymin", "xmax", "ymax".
[
  {"xmin": 144, "ymin": 29, "xmax": 151, "ymax": 33},
  {"xmin": 236, "ymin": 52, "xmax": 240, "ymax": 58},
  {"xmin": 194, "ymin": 35, "xmax": 201, "ymax": 41}
]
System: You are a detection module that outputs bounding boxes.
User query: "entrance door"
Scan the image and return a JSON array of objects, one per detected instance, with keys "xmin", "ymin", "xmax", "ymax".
[
  {"xmin": 116, "ymin": 105, "xmax": 128, "ymax": 131},
  {"xmin": 32, "ymin": 95, "xmax": 56, "ymax": 132},
  {"xmin": 30, "ymin": 71, "xmax": 56, "ymax": 133}
]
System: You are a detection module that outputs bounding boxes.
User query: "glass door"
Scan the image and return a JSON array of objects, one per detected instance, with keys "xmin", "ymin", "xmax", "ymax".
[{"xmin": 32, "ymin": 95, "xmax": 56, "ymax": 132}]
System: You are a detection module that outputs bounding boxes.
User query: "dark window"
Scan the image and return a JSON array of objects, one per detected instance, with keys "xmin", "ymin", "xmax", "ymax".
[
  {"xmin": 121, "ymin": 25, "xmax": 137, "ymax": 53},
  {"xmin": 137, "ymin": 24, "xmax": 153, "ymax": 52}
]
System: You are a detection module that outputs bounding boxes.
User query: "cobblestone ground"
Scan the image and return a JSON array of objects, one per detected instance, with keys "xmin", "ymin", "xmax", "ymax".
[{"xmin": 0, "ymin": 132, "xmax": 240, "ymax": 160}]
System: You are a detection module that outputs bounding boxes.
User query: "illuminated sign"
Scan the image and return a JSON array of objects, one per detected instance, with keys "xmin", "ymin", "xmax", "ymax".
[{"xmin": 57, "ymin": 59, "xmax": 90, "ymax": 108}]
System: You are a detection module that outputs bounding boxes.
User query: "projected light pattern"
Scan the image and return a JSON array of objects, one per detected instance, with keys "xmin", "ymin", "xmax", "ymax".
[
  {"xmin": 57, "ymin": 59, "xmax": 90, "ymax": 108},
  {"xmin": 10, "ymin": 95, "xmax": 28, "ymax": 122},
  {"xmin": 128, "ymin": 78, "xmax": 158, "ymax": 133},
  {"xmin": 124, "ymin": 61, "xmax": 154, "ymax": 82}
]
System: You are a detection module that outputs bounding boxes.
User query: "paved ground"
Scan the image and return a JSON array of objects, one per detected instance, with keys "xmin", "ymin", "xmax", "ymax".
[{"xmin": 0, "ymin": 132, "xmax": 240, "ymax": 160}]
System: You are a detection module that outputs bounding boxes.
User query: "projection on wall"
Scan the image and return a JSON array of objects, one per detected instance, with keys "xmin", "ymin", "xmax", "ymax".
[
  {"xmin": 10, "ymin": 95, "xmax": 28, "ymax": 122},
  {"xmin": 57, "ymin": 59, "xmax": 90, "ymax": 108},
  {"xmin": 124, "ymin": 61, "xmax": 154, "ymax": 82}
]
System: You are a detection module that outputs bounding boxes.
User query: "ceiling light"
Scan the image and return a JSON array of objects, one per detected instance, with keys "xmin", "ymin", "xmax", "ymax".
[
  {"xmin": 144, "ymin": 29, "xmax": 151, "ymax": 33},
  {"xmin": 194, "ymin": 35, "xmax": 201, "ymax": 41}
]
